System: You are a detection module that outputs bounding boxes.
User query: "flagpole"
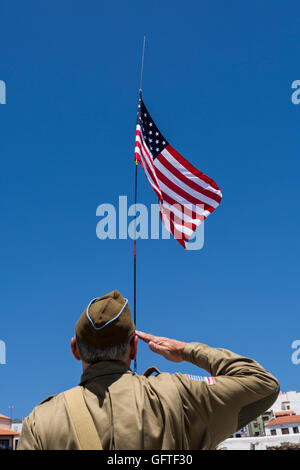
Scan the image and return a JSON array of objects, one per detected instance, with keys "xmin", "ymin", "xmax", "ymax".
[
  {"xmin": 134, "ymin": 37, "xmax": 146, "ymax": 373},
  {"xmin": 133, "ymin": 156, "xmax": 138, "ymax": 373},
  {"xmin": 139, "ymin": 36, "xmax": 146, "ymax": 94}
]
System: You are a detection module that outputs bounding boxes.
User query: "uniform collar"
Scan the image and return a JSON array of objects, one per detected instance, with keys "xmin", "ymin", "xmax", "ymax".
[{"xmin": 80, "ymin": 360, "xmax": 132, "ymax": 385}]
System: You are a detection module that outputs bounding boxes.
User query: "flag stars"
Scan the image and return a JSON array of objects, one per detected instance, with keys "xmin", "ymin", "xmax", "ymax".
[{"xmin": 137, "ymin": 99, "xmax": 168, "ymax": 158}]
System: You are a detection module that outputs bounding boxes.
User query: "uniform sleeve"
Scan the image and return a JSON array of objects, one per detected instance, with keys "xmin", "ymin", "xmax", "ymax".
[
  {"xmin": 176, "ymin": 342, "xmax": 280, "ymax": 449},
  {"xmin": 18, "ymin": 416, "xmax": 43, "ymax": 450}
]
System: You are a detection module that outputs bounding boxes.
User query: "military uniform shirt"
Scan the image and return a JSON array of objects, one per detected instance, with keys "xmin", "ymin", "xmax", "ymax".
[{"xmin": 18, "ymin": 342, "xmax": 280, "ymax": 450}]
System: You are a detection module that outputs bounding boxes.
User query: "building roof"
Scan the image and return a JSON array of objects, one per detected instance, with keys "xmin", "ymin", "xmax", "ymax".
[
  {"xmin": 0, "ymin": 414, "xmax": 11, "ymax": 421},
  {"xmin": 275, "ymin": 411, "xmax": 295, "ymax": 417},
  {"xmin": 0, "ymin": 428, "xmax": 20, "ymax": 436},
  {"xmin": 265, "ymin": 415, "xmax": 300, "ymax": 427}
]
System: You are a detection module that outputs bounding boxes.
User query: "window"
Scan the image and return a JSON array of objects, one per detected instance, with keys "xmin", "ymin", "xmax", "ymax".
[
  {"xmin": 271, "ymin": 429, "xmax": 277, "ymax": 436},
  {"xmin": 282, "ymin": 428, "xmax": 289, "ymax": 435},
  {"xmin": 293, "ymin": 427, "xmax": 299, "ymax": 434},
  {"xmin": 0, "ymin": 439, "xmax": 10, "ymax": 449}
]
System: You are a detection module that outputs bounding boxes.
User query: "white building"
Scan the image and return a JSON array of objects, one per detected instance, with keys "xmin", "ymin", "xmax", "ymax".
[
  {"xmin": 271, "ymin": 391, "xmax": 300, "ymax": 414},
  {"xmin": 219, "ymin": 434, "xmax": 300, "ymax": 450},
  {"xmin": 219, "ymin": 390, "xmax": 300, "ymax": 449},
  {"xmin": 11, "ymin": 420, "xmax": 23, "ymax": 434},
  {"xmin": 265, "ymin": 411, "xmax": 300, "ymax": 437}
]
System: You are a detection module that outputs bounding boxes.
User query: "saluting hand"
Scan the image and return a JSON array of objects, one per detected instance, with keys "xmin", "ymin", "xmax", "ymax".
[{"xmin": 136, "ymin": 331, "xmax": 187, "ymax": 363}]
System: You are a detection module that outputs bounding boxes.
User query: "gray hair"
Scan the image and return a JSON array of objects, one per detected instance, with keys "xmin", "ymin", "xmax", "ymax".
[{"xmin": 76, "ymin": 334, "xmax": 134, "ymax": 364}]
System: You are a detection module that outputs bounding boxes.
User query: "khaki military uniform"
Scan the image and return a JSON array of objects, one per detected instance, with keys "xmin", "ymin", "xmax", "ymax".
[{"xmin": 18, "ymin": 342, "xmax": 279, "ymax": 450}]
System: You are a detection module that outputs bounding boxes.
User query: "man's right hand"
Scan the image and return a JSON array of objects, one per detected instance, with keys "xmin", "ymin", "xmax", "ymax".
[{"xmin": 136, "ymin": 331, "xmax": 187, "ymax": 363}]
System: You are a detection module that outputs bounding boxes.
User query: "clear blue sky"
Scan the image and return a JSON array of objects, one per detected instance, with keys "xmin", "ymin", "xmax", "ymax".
[{"xmin": 1, "ymin": 0, "xmax": 299, "ymax": 419}]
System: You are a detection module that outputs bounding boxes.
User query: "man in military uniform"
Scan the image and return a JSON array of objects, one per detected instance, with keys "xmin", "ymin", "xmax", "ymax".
[{"xmin": 19, "ymin": 290, "xmax": 280, "ymax": 450}]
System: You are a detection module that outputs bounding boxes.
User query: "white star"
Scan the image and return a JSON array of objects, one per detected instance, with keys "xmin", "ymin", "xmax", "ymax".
[
  {"xmin": 149, "ymin": 122, "xmax": 153, "ymax": 127},
  {"xmin": 155, "ymin": 132, "xmax": 159, "ymax": 136},
  {"xmin": 162, "ymin": 141, "xmax": 166, "ymax": 145},
  {"xmin": 144, "ymin": 113, "xmax": 147, "ymax": 117},
  {"xmin": 149, "ymin": 138, "xmax": 153, "ymax": 142},
  {"xmin": 156, "ymin": 148, "xmax": 159, "ymax": 152},
  {"xmin": 155, "ymin": 140, "xmax": 159, "ymax": 144},
  {"xmin": 149, "ymin": 130, "xmax": 152, "ymax": 134},
  {"xmin": 150, "ymin": 146, "xmax": 153, "ymax": 150}
]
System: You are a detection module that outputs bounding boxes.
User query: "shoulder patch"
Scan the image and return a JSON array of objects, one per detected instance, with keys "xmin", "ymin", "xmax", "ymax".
[
  {"xmin": 38, "ymin": 395, "xmax": 56, "ymax": 405},
  {"xmin": 189, "ymin": 375, "xmax": 216, "ymax": 385}
]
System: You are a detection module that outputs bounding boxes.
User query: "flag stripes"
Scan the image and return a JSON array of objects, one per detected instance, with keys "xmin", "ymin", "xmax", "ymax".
[{"xmin": 135, "ymin": 98, "xmax": 222, "ymax": 248}]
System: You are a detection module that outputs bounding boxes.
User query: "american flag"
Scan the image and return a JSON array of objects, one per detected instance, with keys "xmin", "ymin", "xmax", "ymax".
[{"xmin": 134, "ymin": 96, "xmax": 222, "ymax": 248}]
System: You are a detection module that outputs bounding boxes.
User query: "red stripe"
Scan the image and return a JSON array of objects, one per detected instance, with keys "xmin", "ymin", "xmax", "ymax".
[
  {"xmin": 136, "ymin": 130, "xmax": 159, "ymax": 181},
  {"xmin": 136, "ymin": 139, "xmax": 164, "ymax": 206},
  {"xmin": 166, "ymin": 144, "xmax": 222, "ymax": 193},
  {"xmin": 136, "ymin": 141, "xmax": 158, "ymax": 187},
  {"xmin": 161, "ymin": 205, "xmax": 198, "ymax": 232},
  {"xmin": 155, "ymin": 166, "xmax": 215, "ymax": 213},
  {"xmin": 140, "ymin": 140, "xmax": 158, "ymax": 177},
  {"xmin": 156, "ymin": 153, "xmax": 222, "ymax": 204},
  {"xmin": 160, "ymin": 210, "xmax": 188, "ymax": 247},
  {"xmin": 136, "ymin": 150, "xmax": 162, "ymax": 201},
  {"xmin": 141, "ymin": 165, "xmax": 162, "ymax": 202},
  {"xmin": 160, "ymin": 191, "xmax": 206, "ymax": 223}
]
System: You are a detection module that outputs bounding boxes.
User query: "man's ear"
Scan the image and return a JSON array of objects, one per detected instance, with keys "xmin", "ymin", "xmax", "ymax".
[
  {"xmin": 71, "ymin": 337, "xmax": 81, "ymax": 361},
  {"xmin": 129, "ymin": 334, "xmax": 138, "ymax": 360}
]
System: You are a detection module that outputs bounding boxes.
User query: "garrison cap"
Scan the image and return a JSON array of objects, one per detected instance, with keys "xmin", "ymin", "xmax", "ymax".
[{"xmin": 75, "ymin": 290, "xmax": 135, "ymax": 349}]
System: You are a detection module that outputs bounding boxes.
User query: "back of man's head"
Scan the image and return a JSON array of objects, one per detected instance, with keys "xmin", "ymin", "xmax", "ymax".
[
  {"xmin": 76, "ymin": 333, "xmax": 135, "ymax": 364},
  {"xmin": 74, "ymin": 290, "xmax": 136, "ymax": 366}
]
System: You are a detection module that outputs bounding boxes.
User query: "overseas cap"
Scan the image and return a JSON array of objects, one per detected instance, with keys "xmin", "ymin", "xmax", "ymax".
[{"xmin": 75, "ymin": 290, "xmax": 135, "ymax": 350}]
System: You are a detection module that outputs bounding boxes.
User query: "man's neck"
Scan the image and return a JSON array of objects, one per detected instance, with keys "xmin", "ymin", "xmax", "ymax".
[{"xmin": 81, "ymin": 357, "xmax": 131, "ymax": 373}]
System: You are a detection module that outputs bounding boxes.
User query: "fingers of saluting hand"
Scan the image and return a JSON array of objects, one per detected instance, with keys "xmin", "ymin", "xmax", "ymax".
[
  {"xmin": 148, "ymin": 341, "xmax": 168, "ymax": 355},
  {"xmin": 135, "ymin": 330, "xmax": 161, "ymax": 344}
]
